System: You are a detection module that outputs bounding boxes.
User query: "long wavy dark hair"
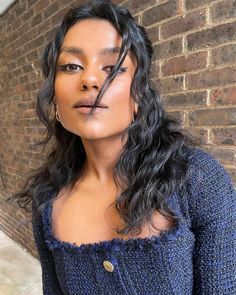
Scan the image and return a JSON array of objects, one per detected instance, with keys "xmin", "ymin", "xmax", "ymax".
[{"xmin": 8, "ymin": 0, "xmax": 198, "ymax": 235}]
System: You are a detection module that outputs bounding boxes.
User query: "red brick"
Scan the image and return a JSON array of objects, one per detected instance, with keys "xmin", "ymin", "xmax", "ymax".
[
  {"xmin": 187, "ymin": 67, "xmax": 236, "ymax": 90},
  {"xmin": 212, "ymin": 0, "xmax": 236, "ymax": 23},
  {"xmin": 187, "ymin": 21, "xmax": 236, "ymax": 51},
  {"xmin": 19, "ymin": 75, "xmax": 29, "ymax": 84},
  {"xmin": 45, "ymin": 26, "xmax": 58, "ymax": 42},
  {"xmin": 161, "ymin": 8, "xmax": 207, "ymax": 39},
  {"xmin": 133, "ymin": 15, "xmax": 140, "ymax": 25},
  {"xmin": 43, "ymin": 2, "xmax": 59, "ymax": 19},
  {"xmin": 189, "ymin": 108, "xmax": 236, "ymax": 126},
  {"xmin": 35, "ymin": 0, "xmax": 50, "ymax": 12},
  {"xmin": 28, "ymin": 0, "xmax": 37, "ymax": 9},
  {"xmin": 212, "ymin": 44, "xmax": 236, "ymax": 66},
  {"xmin": 212, "ymin": 127, "xmax": 236, "ymax": 145},
  {"xmin": 124, "ymin": 0, "xmax": 156, "ymax": 15},
  {"xmin": 22, "ymin": 64, "xmax": 33, "ymax": 74},
  {"xmin": 150, "ymin": 61, "xmax": 159, "ymax": 80},
  {"xmin": 38, "ymin": 18, "xmax": 51, "ymax": 35},
  {"xmin": 14, "ymin": 2, "xmax": 27, "ymax": 17},
  {"xmin": 26, "ymin": 50, "xmax": 38, "ymax": 62},
  {"xmin": 204, "ymin": 147, "xmax": 236, "ymax": 166},
  {"xmin": 167, "ymin": 110, "xmax": 185, "ymax": 125},
  {"xmin": 153, "ymin": 37, "xmax": 183, "ymax": 60},
  {"xmin": 31, "ymin": 13, "xmax": 42, "ymax": 28},
  {"xmin": 146, "ymin": 25, "xmax": 159, "ymax": 44},
  {"xmin": 69, "ymin": 0, "xmax": 87, "ymax": 9},
  {"xmin": 18, "ymin": 7, "xmax": 33, "ymax": 24},
  {"xmin": 111, "ymin": 0, "xmax": 124, "ymax": 4},
  {"xmin": 156, "ymin": 76, "xmax": 184, "ymax": 94},
  {"xmin": 211, "ymin": 87, "xmax": 236, "ymax": 105},
  {"xmin": 7, "ymin": 13, "xmax": 19, "ymax": 32},
  {"xmin": 16, "ymin": 56, "xmax": 26, "ymax": 67},
  {"xmin": 143, "ymin": 0, "xmax": 182, "ymax": 27},
  {"xmin": 186, "ymin": 0, "xmax": 218, "ymax": 10},
  {"xmin": 9, "ymin": 78, "xmax": 19, "ymax": 87},
  {"xmin": 12, "ymin": 68, "xmax": 22, "ymax": 77},
  {"xmin": 161, "ymin": 91, "xmax": 207, "ymax": 109},
  {"xmin": 7, "ymin": 31, "xmax": 19, "ymax": 45},
  {"xmin": 6, "ymin": 37, "xmax": 23, "ymax": 56},
  {"xmin": 51, "ymin": 8, "xmax": 67, "ymax": 26},
  {"xmin": 186, "ymin": 127, "xmax": 209, "ymax": 145},
  {"xmin": 15, "ymin": 26, "xmax": 40, "ymax": 54},
  {"xmin": 162, "ymin": 51, "xmax": 207, "ymax": 76},
  {"xmin": 24, "ymin": 82, "xmax": 38, "ymax": 92},
  {"xmin": 7, "ymin": 22, "xmax": 31, "ymax": 45},
  {"xmin": 24, "ymin": 35, "xmax": 46, "ymax": 52},
  {"xmin": 7, "ymin": 61, "xmax": 16, "ymax": 70}
]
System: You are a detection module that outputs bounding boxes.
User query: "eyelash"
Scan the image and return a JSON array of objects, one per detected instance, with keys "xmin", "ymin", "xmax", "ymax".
[{"xmin": 57, "ymin": 63, "xmax": 127, "ymax": 74}]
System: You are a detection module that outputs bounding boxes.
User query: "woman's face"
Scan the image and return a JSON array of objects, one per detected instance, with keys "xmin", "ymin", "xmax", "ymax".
[{"xmin": 54, "ymin": 19, "xmax": 137, "ymax": 140}]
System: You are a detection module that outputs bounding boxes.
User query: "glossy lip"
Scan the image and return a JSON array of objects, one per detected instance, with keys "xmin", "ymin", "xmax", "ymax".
[
  {"xmin": 75, "ymin": 106, "xmax": 107, "ymax": 114},
  {"xmin": 73, "ymin": 96, "xmax": 108, "ymax": 108}
]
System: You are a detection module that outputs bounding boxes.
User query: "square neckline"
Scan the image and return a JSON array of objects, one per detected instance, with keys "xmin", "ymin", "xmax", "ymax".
[{"xmin": 41, "ymin": 197, "xmax": 187, "ymax": 254}]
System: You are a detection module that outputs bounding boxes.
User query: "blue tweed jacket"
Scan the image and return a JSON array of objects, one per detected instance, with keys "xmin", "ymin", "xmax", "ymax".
[{"xmin": 32, "ymin": 147, "xmax": 236, "ymax": 294}]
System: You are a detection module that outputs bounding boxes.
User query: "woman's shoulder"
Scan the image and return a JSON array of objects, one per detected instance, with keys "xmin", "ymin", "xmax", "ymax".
[
  {"xmin": 180, "ymin": 146, "xmax": 236, "ymax": 227},
  {"xmin": 184, "ymin": 146, "xmax": 234, "ymax": 186}
]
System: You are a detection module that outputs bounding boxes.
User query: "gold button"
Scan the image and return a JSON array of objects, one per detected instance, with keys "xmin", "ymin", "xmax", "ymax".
[{"xmin": 103, "ymin": 260, "xmax": 114, "ymax": 272}]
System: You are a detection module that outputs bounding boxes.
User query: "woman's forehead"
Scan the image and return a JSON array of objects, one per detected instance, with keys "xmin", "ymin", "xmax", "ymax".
[
  {"xmin": 59, "ymin": 19, "xmax": 136, "ymax": 65},
  {"xmin": 62, "ymin": 19, "xmax": 122, "ymax": 48}
]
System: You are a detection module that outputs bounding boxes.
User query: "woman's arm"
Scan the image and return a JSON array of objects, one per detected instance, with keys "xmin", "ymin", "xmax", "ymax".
[
  {"xmin": 188, "ymin": 149, "xmax": 236, "ymax": 294},
  {"xmin": 32, "ymin": 204, "xmax": 64, "ymax": 295}
]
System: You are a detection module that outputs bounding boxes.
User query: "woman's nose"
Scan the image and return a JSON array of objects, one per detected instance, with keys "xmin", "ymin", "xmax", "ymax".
[{"xmin": 80, "ymin": 68, "xmax": 101, "ymax": 91}]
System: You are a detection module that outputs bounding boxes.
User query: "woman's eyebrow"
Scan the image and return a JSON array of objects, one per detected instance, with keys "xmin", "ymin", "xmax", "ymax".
[{"xmin": 59, "ymin": 46, "xmax": 121, "ymax": 57}]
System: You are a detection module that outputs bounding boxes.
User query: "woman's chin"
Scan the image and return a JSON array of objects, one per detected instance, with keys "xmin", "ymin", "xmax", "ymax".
[{"xmin": 75, "ymin": 130, "xmax": 125, "ymax": 141}]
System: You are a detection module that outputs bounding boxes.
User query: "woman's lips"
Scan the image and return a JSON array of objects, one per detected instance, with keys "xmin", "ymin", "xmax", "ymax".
[{"xmin": 75, "ymin": 106, "xmax": 107, "ymax": 114}]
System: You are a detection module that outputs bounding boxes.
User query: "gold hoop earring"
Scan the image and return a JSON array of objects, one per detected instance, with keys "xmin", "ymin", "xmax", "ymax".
[{"xmin": 56, "ymin": 110, "xmax": 60, "ymax": 122}]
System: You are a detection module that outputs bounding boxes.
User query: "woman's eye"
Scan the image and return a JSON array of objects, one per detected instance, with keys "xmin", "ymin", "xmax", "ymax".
[
  {"xmin": 104, "ymin": 66, "xmax": 128, "ymax": 74},
  {"xmin": 57, "ymin": 64, "xmax": 127, "ymax": 74},
  {"xmin": 58, "ymin": 63, "xmax": 82, "ymax": 72}
]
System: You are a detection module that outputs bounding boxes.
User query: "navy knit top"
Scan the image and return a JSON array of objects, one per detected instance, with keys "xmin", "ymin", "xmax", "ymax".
[{"xmin": 32, "ymin": 147, "xmax": 236, "ymax": 294}]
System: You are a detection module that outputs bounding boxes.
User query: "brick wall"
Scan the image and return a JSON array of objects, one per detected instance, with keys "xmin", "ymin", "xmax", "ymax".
[{"xmin": 0, "ymin": 0, "xmax": 235, "ymax": 256}]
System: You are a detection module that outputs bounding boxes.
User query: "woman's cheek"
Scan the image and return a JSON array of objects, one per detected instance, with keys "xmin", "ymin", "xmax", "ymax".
[
  {"xmin": 107, "ymin": 77, "xmax": 132, "ymax": 104},
  {"xmin": 54, "ymin": 76, "xmax": 77, "ymax": 102}
]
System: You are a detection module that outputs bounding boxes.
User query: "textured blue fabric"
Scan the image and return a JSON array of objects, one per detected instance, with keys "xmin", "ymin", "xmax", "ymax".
[{"xmin": 32, "ymin": 147, "xmax": 236, "ymax": 295}]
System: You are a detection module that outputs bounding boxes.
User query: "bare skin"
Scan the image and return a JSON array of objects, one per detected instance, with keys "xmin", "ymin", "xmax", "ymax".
[{"xmin": 52, "ymin": 19, "xmax": 173, "ymax": 246}]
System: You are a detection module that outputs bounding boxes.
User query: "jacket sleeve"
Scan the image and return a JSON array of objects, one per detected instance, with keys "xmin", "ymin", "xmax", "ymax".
[
  {"xmin": 32, "ymin": 203, "xmax": 64, "ymax": 295},
  {"xmin": 188, "ymin": 150, "xmax": 236, "ymax": 294}
]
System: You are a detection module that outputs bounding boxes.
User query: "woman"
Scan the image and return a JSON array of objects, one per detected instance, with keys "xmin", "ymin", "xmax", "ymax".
[{"xmin": 10, "ymin": 0, "xmax": 236, "ymax": 294}]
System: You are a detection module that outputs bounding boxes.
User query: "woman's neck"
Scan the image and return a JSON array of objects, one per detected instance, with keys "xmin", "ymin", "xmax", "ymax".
[{"xmin": 80, "ymin": 135, "xmax": 126, "ymax": 184}]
